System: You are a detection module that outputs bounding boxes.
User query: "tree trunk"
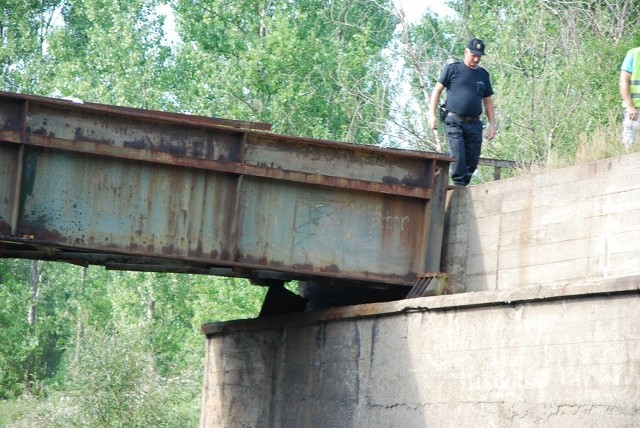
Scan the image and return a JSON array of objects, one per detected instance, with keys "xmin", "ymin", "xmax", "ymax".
[
  {"xmin": 74, "ymin": 267, "xmax": 88, "ymax": 365},
  {"xmin": 24, "ymin": 260, "xmax": 40, "ymax": 394}
]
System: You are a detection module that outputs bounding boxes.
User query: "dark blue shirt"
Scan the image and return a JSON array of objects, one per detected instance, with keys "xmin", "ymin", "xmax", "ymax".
[{"xmin": 438, "ymin": 61, "xmax": 494, "ymax": 117}]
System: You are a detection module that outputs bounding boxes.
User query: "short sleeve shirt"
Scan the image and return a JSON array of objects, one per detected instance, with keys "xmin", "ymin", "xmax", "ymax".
[
  {"xmin": 621, "ymin": 47, "xmax": 640, "ymax": 73},
  {"xmin": 438, "ymin": 61, "xmax": 494, "ymax": 117}
]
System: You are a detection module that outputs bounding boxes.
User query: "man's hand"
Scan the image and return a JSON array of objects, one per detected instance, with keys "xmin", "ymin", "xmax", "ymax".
[
  {"xmin": 628, "ymin": 107, "xmax": 638, "ymax": 121},
  {"xmin": 428, "ymin": 113, "xmax": 438, "ymax": 130},
  {"xmin": 486, "ymin": 124, "xmax": 496, "ymax": 140}
]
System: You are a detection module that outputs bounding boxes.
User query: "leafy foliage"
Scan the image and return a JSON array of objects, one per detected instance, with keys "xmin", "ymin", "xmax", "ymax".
[
  {"xmin": 172, "ymin": 0, "xmax": 398, "ymax": 143},
  {"xmin": 408, "ymin": 0, "xmax": 640, "ymax": 174},
  {"xmin": 0, "ymin": 260, "xmax": 265, "ymax": 425}
]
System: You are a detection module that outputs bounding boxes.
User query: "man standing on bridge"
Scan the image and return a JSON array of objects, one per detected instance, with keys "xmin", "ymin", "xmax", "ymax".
[
  {"xmin": 429, "ymin": 38, "xmax": 497, "ymax": 187},
  {"xmin": 620, "ymin": 45, "xmax": 640, "ymax": 147}
]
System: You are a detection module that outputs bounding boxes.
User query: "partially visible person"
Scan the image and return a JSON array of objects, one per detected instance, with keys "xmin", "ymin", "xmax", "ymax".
[
  {"xmin": 429, "ymin": 38, "xmax": 496, "ymax": 187},
  {"xmin": 620, "ymin": 46, "xmax": 640, "ymax": 147}
]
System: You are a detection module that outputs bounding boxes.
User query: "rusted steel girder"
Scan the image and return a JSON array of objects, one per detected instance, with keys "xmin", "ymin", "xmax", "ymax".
[{"xmin": 0, "ymin": 91, "xmax": 452, "ymax": 289}]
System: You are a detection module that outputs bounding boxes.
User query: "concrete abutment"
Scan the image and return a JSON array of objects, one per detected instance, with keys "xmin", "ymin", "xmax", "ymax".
[{"xmin": 200, "ymin": 152, "xmax": 640, "ymax": 427}]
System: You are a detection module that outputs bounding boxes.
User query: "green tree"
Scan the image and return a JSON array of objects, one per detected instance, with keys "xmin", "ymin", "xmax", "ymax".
[
  {"xmin": 173, "ymin": 0, "xmax": 398, "ymax": 143},
  {"xmin": 0, "ymin": 0, "xmax": 63, "ymax": 92},
  {"xmin": 387, "ymin": 7, "xmax": 458, "ymax": 151},
  {"xmin": 0, "ymin": 259, "xmax": 266, "ymax": 424},
  {"xmin": 0, "ymin": 260, "xmax": 84, "ymax": 398},
  {"xmin": 34, "ymin": 0, "xmax": 174, "ymax": 109},
  {"xmin": 0, "ymin": 260, "xmax": 32, "ymax": 399}
]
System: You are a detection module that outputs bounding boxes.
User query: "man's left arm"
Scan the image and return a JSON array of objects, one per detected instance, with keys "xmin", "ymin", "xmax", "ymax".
[{"xmin": 483, "ymin": 96, "xmax": 496, "ymax": 140}]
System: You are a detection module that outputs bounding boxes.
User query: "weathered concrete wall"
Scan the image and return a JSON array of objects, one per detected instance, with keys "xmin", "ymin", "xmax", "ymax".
[
  {"xmin": 201, "ymin": 279, "xmax": 640, "ymax": 427},
  {"xmin": 200, "ymin": 154, "xmax": 640, "ymax": 427},
  {"xmin": 442, "ymin": 152, "xmax": 640, "ymax": 292}
]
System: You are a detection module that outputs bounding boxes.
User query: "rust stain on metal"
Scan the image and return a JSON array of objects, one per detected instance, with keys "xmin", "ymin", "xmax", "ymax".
[
  {"xmin": 73, "ymin": 127, "xmax": 105, "ymax": 146},
  {"xmin": 15, "ymin": 223, "xmax": 65, "ymax": 243},
  {"xmin": 236, "ymin": 254, "xmax": 285, "ymax": 268},
  {"xmin": 293, "ymin": 263, "xmax": 314, "ymax": 271},
  {"xmin": 320, "ymin": 264, "xmax": 340, "ymax": 273},
  {"xmin": 0, "ymin": 220, "xmax": 11, "ymax": 235},
  {"xmin": 187, "ymin": 241, "xmax": 204, "ymax": 258}
]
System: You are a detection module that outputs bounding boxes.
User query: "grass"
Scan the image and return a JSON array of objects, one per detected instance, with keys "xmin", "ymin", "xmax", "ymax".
[{"xmin": 0, "ymin": 399, "xmax": 37, "ymax": 427}]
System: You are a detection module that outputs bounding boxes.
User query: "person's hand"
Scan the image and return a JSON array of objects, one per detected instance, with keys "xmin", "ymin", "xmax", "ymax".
[
  {"xmin": 428, "ymin": 113, "xmax": 438, "ymax": 130},
  {"xmin": 629, "ymin": 107, "xmax": 638, "ymax": 121},
  {"xmin": 486, "ymin": 124, "xmax": 496, "ymax": 140}
]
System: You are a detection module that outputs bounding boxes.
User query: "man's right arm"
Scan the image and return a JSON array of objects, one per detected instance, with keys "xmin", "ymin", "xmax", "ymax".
[
  {"xmin": 429, "ymin": 82, "xmax": 445, "ymax": 129},
  {"xmin": 620, "ymin": 70, "xmax": 637, "ymax": 120},
  {"xmin": 620, "ymin": 49, "xmax": 637, "ymax": 120}
]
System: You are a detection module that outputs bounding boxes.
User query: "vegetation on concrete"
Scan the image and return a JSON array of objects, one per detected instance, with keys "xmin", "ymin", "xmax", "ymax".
[{"xmin": 1, "ymin": 0, "xmax": 639, "ymax": 425}]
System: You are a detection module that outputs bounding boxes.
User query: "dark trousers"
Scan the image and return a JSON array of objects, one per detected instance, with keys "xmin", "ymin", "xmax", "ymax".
[{"xmin": 444, "ymin": 115, "xmax": 483, "ymax": 186}]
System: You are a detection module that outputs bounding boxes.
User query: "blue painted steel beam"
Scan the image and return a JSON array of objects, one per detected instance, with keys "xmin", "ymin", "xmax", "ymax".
[{"xmin": 0, "ymin": 91, "xmax": 452, "ymax": 288}]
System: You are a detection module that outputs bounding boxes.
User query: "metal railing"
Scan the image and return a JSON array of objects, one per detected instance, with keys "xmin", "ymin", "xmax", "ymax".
[{"xmin": 478, "ymin": 157, "xmax": 521, "ymax": 180}]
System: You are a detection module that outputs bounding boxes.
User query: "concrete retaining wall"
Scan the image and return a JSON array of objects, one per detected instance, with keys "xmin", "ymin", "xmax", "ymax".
[
  {"xmin": 442, "ymin": 152, "xmax": 640, "ymax": 292},
  {"xmin": 201, "ymin": 279, "xmax": 640, "ymax": 427},
  {"xmin": 200, "ymin": 153, "xmax": 640, "ymax": 427}
]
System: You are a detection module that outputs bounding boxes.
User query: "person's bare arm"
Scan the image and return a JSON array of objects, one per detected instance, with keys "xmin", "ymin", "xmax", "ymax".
[
  {"xmin": 429, "ymin": 82, "xmax": 445, "ymax": 129},
  {"xmin": 620, "ymin": 70, "xmax": 637, "ymax": 120},
  {"xmin": 483, "ymin": 95, "xmax": 496, "ymax": 140}
]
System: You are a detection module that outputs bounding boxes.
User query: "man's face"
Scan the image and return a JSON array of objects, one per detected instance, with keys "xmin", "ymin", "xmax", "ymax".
[{"xmin": 464, "ymin": 49, "xmax": 482, "ymax": 68}]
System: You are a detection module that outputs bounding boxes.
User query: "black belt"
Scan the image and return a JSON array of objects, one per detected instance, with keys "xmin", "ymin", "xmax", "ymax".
[{"xmin": 447, "ymin": 111, "xmax": 480, "ymax": 123}]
